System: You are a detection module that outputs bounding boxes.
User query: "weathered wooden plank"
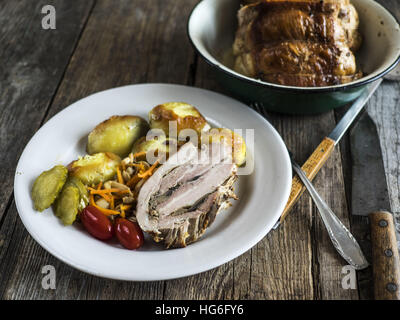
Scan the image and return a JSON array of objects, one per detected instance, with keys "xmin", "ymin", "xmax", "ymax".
[
  {"xmin": 269, "ymin": 105, "xmax": 358, "ymax": 300},
  {"xmin": 45, "ymin": 0, "xmax": 199, "ymax": 120},
  {"xmin": 0, "ymin": 0, "xmax": 95, "ymax": 299},
  {"xmin": 0, "ymin": 0, "xmax": 199, "ymax": 300},
  {"xmin": 369, "ymin": 0, "xmax": 400, "ymax": 227},
  {"xmin": 334, "ymin": 103, "xmax": 374, "ymax": 300},
  {"xmin": 311, "ymin": 140, "xmax": 358, "ymax": 300},
  {"xmin": 337, "ymin": 0, "xmax": 400, "ymax": 300},
  {"xmin": 3, "ymin": 0, "xmax": 397, "ymax": 301},
  {"xmin": 355, "ymin": 80, "xmax": 400, "ymax": 300},
  {"xmin": 0, "ymin": 0, "xmax": 94, "ymax": 222},
  {"xmin": 164, "ymin": 263, "xmax": 234, "ymax": 300},
  {"xmin": 336, "ymin": 82, "xmax": 400, "ymax": 301},
  {"xmin": 366, "ymin": 0, "xmax": 400, "ymax": 301},
  {"xmin": 368, "ymin": 81, "xmax": 400, "ymax": 230},
  {"xmin": 255, "ymin": 109, "xmax": 357, "ymax": 299}
]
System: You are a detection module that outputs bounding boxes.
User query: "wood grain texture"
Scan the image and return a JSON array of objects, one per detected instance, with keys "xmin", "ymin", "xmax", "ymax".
[
  {"xmin": 333, "ymin": 0, "xmax": 400, "ymax": 300},
  {"xmin": 250, "ymin": 102, "xmax": 357, "ymax": 299},
  {"xmin": 368, "ymin": 80, "xmax": 400, "ymax": 233},
  {"xmin": 0, "ymin": 0, "xmax": 95, "ymax": 299},
  {"xmin": 373, "ymin": 1, "xmax": 400, "ymax": 230},
  {"xmin": 280, "ymin": 137, "xmax": 335, "ymax": 222},
  {"xmin": 0, "ymin": 0, "xmax": 399, "ymax": 300},
  {"xmin": 0, "ymin": 0, "xmax": 94, "ymax": 222},
  {"xmin": 311, "ymin": 136, "xmax": 359, "ymax": 300},
  {"xmin": 336, "ymin": 81, "xmax": 400, "ymax": 300},
  {"xmin": 0, "ymin": 0, "xmax": 198, "ymax": 300},
  {"xmin": 370, "ymin": 211, "xmax": 400, "ymax": 300}
]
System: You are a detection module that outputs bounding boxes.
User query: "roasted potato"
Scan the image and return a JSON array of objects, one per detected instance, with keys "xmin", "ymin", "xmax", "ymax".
[
  {"xmin": 149, "ymin": 102, "xmax": 210, "ymax": 137},
  {"xmin": 201, "ymin": 128, "xmax": 247, "ymax": 166},
  {"xmin": 31, "ymin": 165, "xmax": 68, "ymax": 212},
  {"xmin": 68, "ymin": 152, "xmax": 121, "ymax": 185},
  {"xmin": 132, "ymin": 135, "xmax": 178, "ymax": 163},
  {"xmin": 87, "ymin": 115, "xmax": 149, "ymax": 158}
]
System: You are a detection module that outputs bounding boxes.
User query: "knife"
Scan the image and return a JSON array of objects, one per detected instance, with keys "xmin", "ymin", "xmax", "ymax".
[
  {"xmin": 350, "ymin": 111, "xmax": 400, "ymax": 300},
  {"xmin": 278, "ymin": 79, "xmax": 383, "ymax": 225}
]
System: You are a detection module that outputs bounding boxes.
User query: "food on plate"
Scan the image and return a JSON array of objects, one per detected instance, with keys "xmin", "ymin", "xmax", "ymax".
[
  {"xmin": 68, "ymin": 152, "xmax": 121, "ymax": 185},
  {"xmin": 136, "ymin": 142, "xmax": 238, "ymax": 248},
  {"xmin": 87, "ymin": 115, "xmax": 149, "ymax": 158},
  {"xmin": 232, "ymin": 0, "xmax": 362, "ymax": 87},
  {"xmin": 52, "ymin": 176, "xmax": 90, "ymax": 225},
  {"xmin": 66, "ymin": 176, "xmax": 90, "ymax": 211},
  {"xmin": 80, "ymin": 206, "xmax": 114, "ymax": 240},
  {"xmin": 201, "ymin": 128, "xmax": 247, "ymax": 167},
  {"xmin": 31, "ymin": 101, "xmax": 246, "ymax": 250},
  {"xmin": 132, "ymin": 135, "xmax": 178, "ymax": 162},
  {"xmin": 31, "ymin": 165, "xmax": 68, "ymax": 212},
  {"xmin": 149, "ymin": 102, "xmax": 210, "ymax": 136},
  {"xmin": 53, "ymin": 183, "xmax": 81, "ymax": 225},
  {"xmin": 114, "ymin": 218, "xmax": 144, "ymax": 250}
]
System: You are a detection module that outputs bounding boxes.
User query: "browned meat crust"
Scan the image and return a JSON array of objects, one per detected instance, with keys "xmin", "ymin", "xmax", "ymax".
[{"xmin": 233, "ymin": 0, "xmax": 362, "ymax": 87}]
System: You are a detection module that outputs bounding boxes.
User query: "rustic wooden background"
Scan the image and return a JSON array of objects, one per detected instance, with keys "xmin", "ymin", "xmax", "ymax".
[{"xmin": 0, "ymin": 0, "xmax": 399, "ymax": 300}]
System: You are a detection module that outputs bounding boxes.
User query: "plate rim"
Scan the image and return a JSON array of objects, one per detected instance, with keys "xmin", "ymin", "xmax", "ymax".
[{"xmin": 14, "ymin": 83, "xmax": 292, "ymax": 281}]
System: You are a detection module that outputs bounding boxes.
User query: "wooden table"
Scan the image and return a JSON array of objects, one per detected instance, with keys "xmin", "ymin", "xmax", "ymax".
[{"xmin": 0, "ymin": 0, "xmax": 399, "ymax": 300}]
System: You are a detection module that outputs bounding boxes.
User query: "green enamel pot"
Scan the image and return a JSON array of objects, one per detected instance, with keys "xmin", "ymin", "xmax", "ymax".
[{"xmin": 188, "ymin": 0, "xmax": 400, "ymax": 115}]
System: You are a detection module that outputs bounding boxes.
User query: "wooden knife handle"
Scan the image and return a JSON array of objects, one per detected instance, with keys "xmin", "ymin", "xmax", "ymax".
[
  {"xmin": 280, "ymin": 137, "xmax": 335, "ymax": 222},
  {"xmin": 370, "ymin": 211, "xmax": 400, "ymax": 300}
]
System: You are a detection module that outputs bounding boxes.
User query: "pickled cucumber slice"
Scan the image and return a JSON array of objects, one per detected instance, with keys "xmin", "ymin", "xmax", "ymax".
[
  {"xmin": 53, "ymin": 185, "xmax": 80, "ymax": 226},
  {"xmin": 65, "ymin": 177, "xmax": 89, "ymax": 211},
  {"xmin": 31, "ymin": 165, "xmax": 68, "ymax": 212}
]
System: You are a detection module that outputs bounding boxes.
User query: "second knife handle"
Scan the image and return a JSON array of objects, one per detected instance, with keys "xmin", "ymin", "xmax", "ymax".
[{"xmin": 370, "ymin": 211, "xmax": 400, "ymax": 300}]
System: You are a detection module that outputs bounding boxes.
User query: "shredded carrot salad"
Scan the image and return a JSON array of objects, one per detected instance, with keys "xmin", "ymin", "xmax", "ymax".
[{"xmin": 86, "ymin": 153, "xmax": 161, "ymax": 218}]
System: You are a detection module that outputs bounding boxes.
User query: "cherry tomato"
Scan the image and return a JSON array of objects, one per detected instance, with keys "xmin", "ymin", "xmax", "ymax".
[
  {"xmin": 114, "ymin": 218, "xmax": 144, "ymax": 250},
  {"xmin": 81, "ymin": 206, "xmax": 113, "ymax": 240}
]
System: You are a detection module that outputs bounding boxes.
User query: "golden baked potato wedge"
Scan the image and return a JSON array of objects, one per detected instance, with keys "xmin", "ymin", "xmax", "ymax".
[
  {"xmin": 87, "ymin": 115, "xmax": 149, "ymax": 158},
  {"xmin": 149, "ymin": 102, "xmax": 210, "ymax": 137},
  {"xmin": 202, "ymin": 128, "xmax": 247, "ymax": 166},
  {"xmin": 68, "ymin": 152, "xmax": 121, "ymax": 185},
  {"xmin": 31, "ymin": 165, "xmax": 68, "ymax": 212}
]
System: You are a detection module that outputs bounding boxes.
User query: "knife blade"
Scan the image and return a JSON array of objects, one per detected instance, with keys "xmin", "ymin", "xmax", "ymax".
[
  {"xmin": 279, "ymin": 79, "xmax": 383, "ymax": 224},
  {"xmin": 350, "ymin": 111, "xmax": 400, "ymax": 300}
]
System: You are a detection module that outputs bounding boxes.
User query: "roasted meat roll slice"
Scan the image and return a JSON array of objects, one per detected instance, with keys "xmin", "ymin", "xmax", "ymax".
[
  {"xmin": 233, "ymin": 0, "xmax": 362, "ymax": 87},
  {"xmin": 254, "ymin": 41, "xmax": 361, "ymax": 87},
  {"xmin": 136, "ymin": 142, "xmax": 238, "ymax": 248}
]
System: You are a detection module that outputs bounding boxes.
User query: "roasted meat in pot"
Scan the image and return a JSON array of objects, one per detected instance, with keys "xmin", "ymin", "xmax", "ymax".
[
  {"xmin": 233, "ymin": 0, "xmax": 362, "ymax": 87},
  {"xmin": 136, "ymin": 142, "xmax": 238, "ymax": 248}
]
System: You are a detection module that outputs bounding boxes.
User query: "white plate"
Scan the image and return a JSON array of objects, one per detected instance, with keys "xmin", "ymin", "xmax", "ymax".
[{"xmin": 14, "ymin": 84, "xmax": 291, "ymax": 281}]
